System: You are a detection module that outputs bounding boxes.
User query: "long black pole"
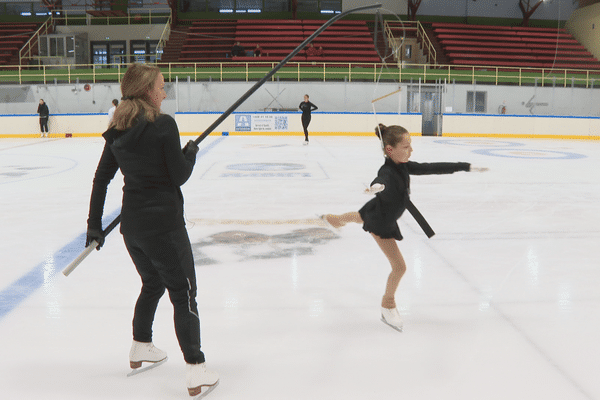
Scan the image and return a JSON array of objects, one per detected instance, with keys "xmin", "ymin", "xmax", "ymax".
[{"xmin": 63, "ymin": 3, "xmax": 383, "ymax": 276}]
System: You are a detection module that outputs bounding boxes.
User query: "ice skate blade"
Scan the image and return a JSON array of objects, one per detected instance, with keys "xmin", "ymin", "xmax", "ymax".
[
  {"xmin": 381, "ymin": 317, "xmax": 403, "ymax": 332},
  {"xmin": 127, "ymin": 357, "xmax": 168, "ymax": 377},
  {"xmin": 190, "ymin": 379, "xmax": 219, "ymax": 399}
]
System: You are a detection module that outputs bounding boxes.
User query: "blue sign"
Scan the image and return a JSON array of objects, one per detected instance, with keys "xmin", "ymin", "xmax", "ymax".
[{"xmin": 235, "ymin": 115, "xmax": 251, "ymax": 131}]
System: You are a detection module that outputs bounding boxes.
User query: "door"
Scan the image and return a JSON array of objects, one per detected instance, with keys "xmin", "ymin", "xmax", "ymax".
[{"xmin": 408, "ymin": 83, "xmax": 443, "ymax": 136}]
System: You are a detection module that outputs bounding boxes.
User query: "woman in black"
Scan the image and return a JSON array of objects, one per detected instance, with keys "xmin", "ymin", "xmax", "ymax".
[
  {"xmin": 37, "ymin": 99, "xmax": 49, "ymax": 138},
  {"xmin": 86, "ymin": 64, "xmax": 219, "ymax": 397},
  {"xmin": 299, "ymin": 94, "xmax": 318, "ymax": 145},
  {"xmin": 323, "ymin": 124, "xmax": 484, "ymax": 332}
]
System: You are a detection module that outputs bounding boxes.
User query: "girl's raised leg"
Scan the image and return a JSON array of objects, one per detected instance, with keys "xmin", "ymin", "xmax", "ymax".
[{"xmin": 323, "ymin": 212, "xmax": 362, "ymax": 229}]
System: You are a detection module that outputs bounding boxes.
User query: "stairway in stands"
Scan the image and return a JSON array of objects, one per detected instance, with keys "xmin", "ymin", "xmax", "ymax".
[{"xmin": 160, "ymin": 27, "xmax": 188, "ymax": 63}]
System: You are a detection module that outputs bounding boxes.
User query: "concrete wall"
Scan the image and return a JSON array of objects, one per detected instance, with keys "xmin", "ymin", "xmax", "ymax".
[
  {"xmin": 566, "ymin": 2, "xmax": 600, "ymax": 60},
  {"xmin": 342, "ymin": 0, "xmax": 405, "ymax": 14},
  {"xmin": 55, "ymin": 24, "xmax": 165, "ymax": 42},
  {"xmin": 2, "ymin": 81, "xmax": 599, "ymax": 117},
  {"xmin": 416, "ymin": 0, "xmax": 577, "ymax": 21},
  {"xmin": 443, "ymin": 82, "xmax": 600, "ymax": 117},
  {"xmin": 2, "ymin": 80, "xmax": 599, "ymax": 139}
]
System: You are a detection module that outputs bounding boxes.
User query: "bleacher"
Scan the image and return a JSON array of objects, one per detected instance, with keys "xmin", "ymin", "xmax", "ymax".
[
  {"xmin": 178, "ymin": 19, "xmax": 237, "ymax": 63},
  {"xmin": 432, "ymin": 22, "xmax": 600, "ymax": 70},
  {"xmin": 0, "ymin": 22, "xmax": 41, "ymax": 65},
  {"xmin": 174, "ymin": 19, "xmax": 380, "ymax": 64}
]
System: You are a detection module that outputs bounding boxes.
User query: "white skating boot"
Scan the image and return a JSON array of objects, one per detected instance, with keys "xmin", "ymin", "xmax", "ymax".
[
  {"xmin": 381, "ymin": 307, "xmax": 403, "ymax": 332},
  {"xmin": 127, "ymin": 340, "xmax": 168, "ymax": 376},
  {"xmin": 186, "ymin": 362, "xmax": 220, "ymax": 398}
]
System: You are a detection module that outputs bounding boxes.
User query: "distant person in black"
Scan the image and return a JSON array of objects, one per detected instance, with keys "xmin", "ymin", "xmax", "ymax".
[
  {"xmin": 299, "ymin": 94, "xmax": 318, "ymax": 145},
  {"xmin": 37, "ymin": 99, "xmax": 49, "ymax": 138},
  {"xmin": 231, "ymin": 41, "xmax": 245, "ymax": 57}
]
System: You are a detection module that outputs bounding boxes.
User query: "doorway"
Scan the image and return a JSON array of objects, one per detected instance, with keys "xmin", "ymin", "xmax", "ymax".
[{"xmin": 407, "ymin": 83, "xmax": 444, "ymax": 136}]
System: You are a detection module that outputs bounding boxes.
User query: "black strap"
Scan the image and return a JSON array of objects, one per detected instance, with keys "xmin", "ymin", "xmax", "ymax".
[{"xmin": 406, "ymin": 200, "xmax": 435, "ymax": 238}]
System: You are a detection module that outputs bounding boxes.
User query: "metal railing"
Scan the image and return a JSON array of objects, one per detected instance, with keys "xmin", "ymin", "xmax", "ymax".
[
  {"xmin": 416, "ymin": 21, "xmax": 437, "ymax": 66},
  {"xmin": 18, "ymin": 18, "xmax": 55, "ymax": 66},
  {"xmin": 49, "ymin": 7, "xmax": 172, "ymax": 26},
  {"xmin": 2, "ymin": 61, "xmax": 599, "ymax": 88},
  {"xmin": 384, "ymin": 20, "xmax": 437, "ymax": 67},
  {"xmin": 155, "ymin": 12, "xmax": 172, "ymax": 61}
]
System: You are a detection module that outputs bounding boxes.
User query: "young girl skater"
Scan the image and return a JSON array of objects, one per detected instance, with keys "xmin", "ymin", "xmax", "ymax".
[{"xmin": 323, "ymin": 124, "xmax": 484, "ymax": 332}]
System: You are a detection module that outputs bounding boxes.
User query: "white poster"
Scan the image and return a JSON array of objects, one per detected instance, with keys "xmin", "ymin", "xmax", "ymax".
[{"xmin": 235, "ymin": 114, "xmax": 289, "ymax": 132}]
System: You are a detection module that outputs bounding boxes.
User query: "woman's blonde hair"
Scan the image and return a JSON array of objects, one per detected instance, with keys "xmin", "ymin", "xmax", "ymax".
[
  {"xmin": 110, "ymin": 63, "xmax": 162, "ymax": 130},
  {"xmin": 375, "ymin": 124, "xmax": 409, "ymax": 153}
]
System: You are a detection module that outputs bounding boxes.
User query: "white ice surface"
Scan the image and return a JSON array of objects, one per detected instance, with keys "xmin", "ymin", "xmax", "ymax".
[{"xmin": 0, "ymin": 135, "xmax": 599, "ymax": 400}]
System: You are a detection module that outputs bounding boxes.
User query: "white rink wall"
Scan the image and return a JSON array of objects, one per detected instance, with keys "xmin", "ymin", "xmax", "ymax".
[{"xmin": 1, "ymin": 112, "xmax": 599, "ymax": 139}]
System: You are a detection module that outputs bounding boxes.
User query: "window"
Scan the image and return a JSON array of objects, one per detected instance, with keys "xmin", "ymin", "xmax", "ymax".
[
  {"xmin": 91, "ymin": 41, "xmax": 126, "ymax": 67},
  {"xmin": 130, "ymin": 40, "xmax": 160, "ymax": 64},
  {"xmin": 66, "ymin": 37, "xmax": 75, "ymax": 58},
  {"xmin": 49, "ymin": 37, "xmax": 65, "ymax": 57},
  {"xmin": 467, "ymin": 91, "xmax": 487, "ymax": 113}
]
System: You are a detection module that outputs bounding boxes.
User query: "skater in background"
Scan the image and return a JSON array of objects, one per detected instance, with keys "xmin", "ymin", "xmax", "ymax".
[
  {"xmin": 299, "ymin": 94, "xmax": 317, "ymax": 145},
  {"xmin": 231, "ymin": 41, "xmax": 245, "ymax": 57},
  {"xmin": 322, "ymin": 124, "xmax": 486, "ymax": 332},
  {"xmin": 306, "ymin": 43, "xmax": 323, "ymax": 57},
  {"xmin": 37, "ymin": 99, "xmax": 49, "ymax": 138},
  {"xmin": 86, "ymin": 63, "xmax": 219, "ymax": 397},
  {"xmin": 107, "ymin": 99, "xmax": 118, "ymax": 125}
]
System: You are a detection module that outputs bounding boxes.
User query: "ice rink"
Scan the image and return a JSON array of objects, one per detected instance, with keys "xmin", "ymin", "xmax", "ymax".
[{"xmin": 1, "ymin": 133, "xmax": 599, "ymax": 400}]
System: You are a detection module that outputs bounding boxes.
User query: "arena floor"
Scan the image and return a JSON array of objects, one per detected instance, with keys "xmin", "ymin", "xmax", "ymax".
[{"xmin": 1, "ymin": 133, "xmax": 599, "ymax": 400}]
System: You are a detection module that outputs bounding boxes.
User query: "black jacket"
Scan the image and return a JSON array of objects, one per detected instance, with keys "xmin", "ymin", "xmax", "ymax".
[
  {"xmin": 299, "ymin": 101, "xmax": 318, "ymax": 116},
  {"xmin": 359, "ymin": 158, "xmax": 470, "ymax": 240},
  {"xmin": 87, "ymin": 114, "xmax": 196, "ymax": 238},
  {"xmin": 37, "ymin": 103, "xmax": 49, "ymax": 118}
]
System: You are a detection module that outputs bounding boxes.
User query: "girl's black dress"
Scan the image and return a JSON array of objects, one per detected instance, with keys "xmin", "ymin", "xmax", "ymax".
[{"xmin": 359, "ymin": 157, "xmax": 470, "ymax": 240}]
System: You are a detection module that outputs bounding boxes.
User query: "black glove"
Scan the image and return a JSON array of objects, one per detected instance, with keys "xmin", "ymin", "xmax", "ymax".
[
  {"xmin": 183, "ymin": 140, "xmax": 199, "ymax": 158},
  {"xmin": 86, "ymin": 228, "xmax": 105, "ymax": 251}
]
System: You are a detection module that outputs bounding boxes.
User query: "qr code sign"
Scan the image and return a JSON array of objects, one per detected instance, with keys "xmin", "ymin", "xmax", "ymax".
[{"xmin": 274, "ymin": 116, "xmax": 288, "ymax": 131}]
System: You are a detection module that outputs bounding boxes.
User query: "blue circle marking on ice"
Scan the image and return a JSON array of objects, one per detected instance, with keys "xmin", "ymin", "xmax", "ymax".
[
  {"xmin": 227, "ymin": 163, "xmax": 305, "ymax": 171},
  {"xmin": 472, "ymin": 148, "xmax": 586, "ymax": 160},
  {"xmin": 434, "ymin": 139, "xmax": 524, "ymax": 148}
]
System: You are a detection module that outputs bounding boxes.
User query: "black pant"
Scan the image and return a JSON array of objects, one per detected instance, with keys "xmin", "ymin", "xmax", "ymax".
[
  {"xmin": 123, "ymin": 227, "xmax": 205, "ymax": 364},
  {"xmin": 39, "ymin": 117, "xmax": 48, "ymax": 133},
  {"xmin": 301, "ymin": 114, "xmax": 311, "ymax": 141}
]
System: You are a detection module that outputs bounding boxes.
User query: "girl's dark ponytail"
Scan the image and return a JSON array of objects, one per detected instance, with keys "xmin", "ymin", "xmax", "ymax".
[
  {"xmin": 374, "ymin": 124, "xmax": 408, "ymax": 154},
  {"xmin": 375, "ymin": 123, "xmax": 386, "ymax": 139}
]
